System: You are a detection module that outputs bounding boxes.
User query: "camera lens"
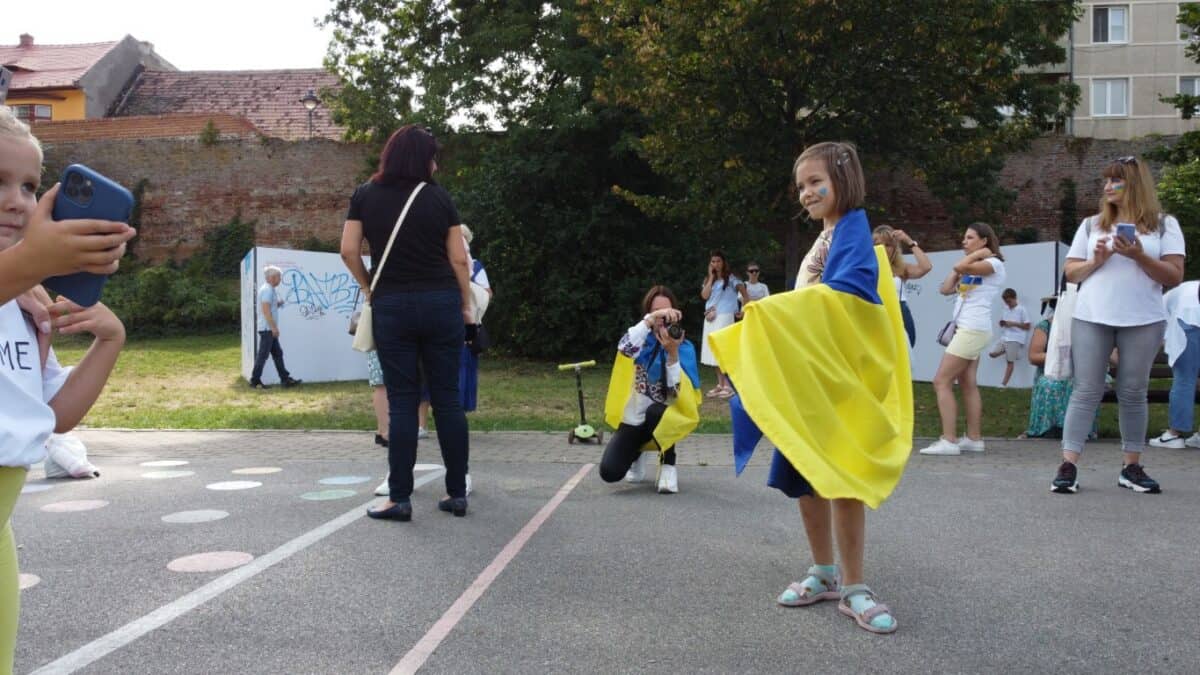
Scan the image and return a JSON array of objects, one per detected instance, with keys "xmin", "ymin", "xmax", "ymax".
[
  {"xmin": 65, "ymin": 184, "xmax": 80, "ymax": 198},
  {"xmin": 80, "ymin": 185, "xmax": 94, "ymax": 199},
  {"xmin": 67, "ymin": 172, "xmax": 83, "ymax": 186},
  {"xmin": 667, "ymin": 323, "xmax": 684, "ymax": 340}
]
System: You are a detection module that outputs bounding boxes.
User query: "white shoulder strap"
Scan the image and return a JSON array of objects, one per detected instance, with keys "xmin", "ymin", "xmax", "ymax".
[{"xmin": 369, "ymin": 182, "xmax": 426, "ymax": 293}]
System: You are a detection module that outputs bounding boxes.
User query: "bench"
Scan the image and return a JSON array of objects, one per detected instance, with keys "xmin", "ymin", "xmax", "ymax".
[{"xmin": 1101, "ymin": 351, "xmax": 1195, "ymax": 404}]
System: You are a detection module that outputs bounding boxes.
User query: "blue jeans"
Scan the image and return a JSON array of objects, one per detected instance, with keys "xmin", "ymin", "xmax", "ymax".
[
  {"xmin": 1169, "ymin": 321, "xmax": 1200, "ymax": 433},
  {"xmin": 373, "ymin": 289, "xmax": 469, "ymax": 501},
  {"xmin": 899, "ymin": 300, "xmax": 916, "ymax": 348}
]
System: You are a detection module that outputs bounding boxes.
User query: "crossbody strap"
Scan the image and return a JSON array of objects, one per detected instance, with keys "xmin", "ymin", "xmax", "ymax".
[{"xmin": 369, "ymin": 182, "xmax": 426, "ymax": 293}]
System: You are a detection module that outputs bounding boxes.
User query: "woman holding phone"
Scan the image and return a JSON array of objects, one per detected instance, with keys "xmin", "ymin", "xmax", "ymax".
[{"xmin": 1050, "ymin": 156, "xmax": 1184, "ymax": 495}]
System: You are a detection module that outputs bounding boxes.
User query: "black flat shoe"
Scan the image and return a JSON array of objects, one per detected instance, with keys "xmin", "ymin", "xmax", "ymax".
[
  {"xmin": 249, "ymin": 380, "xmax": 271, "ymax": 389},
  {"xmin": 437, "ymin": 497, "xmax": 468, "ymax": 517},
  {"xmin": 281, "ymin": 378, "xmax": 303, "ymax": 388},
  {"xmin": 367, "ymin": 501, "xmax": 412, "ymax": 521},
  {"xmin": 375, "ymin": 434, "xmax": 388, "ymax": 448}
]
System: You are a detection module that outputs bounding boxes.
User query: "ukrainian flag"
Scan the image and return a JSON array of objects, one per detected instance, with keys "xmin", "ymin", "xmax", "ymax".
[
  {"xmin": 604, "ymin": 344, "xmax": 702, "ymax": 453},
  {"xmin": 707, "ymin": 209, "xmax": 913, "ymax": 509}
]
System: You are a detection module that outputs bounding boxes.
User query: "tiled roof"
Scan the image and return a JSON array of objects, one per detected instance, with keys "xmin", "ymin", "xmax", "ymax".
[
  {"xmin": 115, "ymin": 69, "xmax": 345, "ymax": 140},
  {"xmin": 31, "ymin": 113, "xmax": 259, "ymax": 143},
  {"xmin": 0, "ymin": 41, "xmax": 118, "ymax": 89}
]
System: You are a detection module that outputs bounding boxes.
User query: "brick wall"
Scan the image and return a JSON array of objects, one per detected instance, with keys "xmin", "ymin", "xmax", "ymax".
[{"xmin": 41, "ymin": 137, "xmax": 372, "ymax": 262}]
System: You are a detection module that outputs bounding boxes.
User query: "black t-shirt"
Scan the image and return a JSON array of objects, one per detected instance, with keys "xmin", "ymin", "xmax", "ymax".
[{"xmin": 346, "ymin": 180, "xmax": 461, "ymax": 295}]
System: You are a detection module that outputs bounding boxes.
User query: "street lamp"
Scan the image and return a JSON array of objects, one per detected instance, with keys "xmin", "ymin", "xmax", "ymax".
[{"xmin": 299, "ymin": 89, "xmax": 320, "ymax": 139}]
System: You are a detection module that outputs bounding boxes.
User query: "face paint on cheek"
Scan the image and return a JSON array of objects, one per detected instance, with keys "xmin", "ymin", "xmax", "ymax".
[
  {"xmin": 1113, "ymin": 182, "xmax": 1125, "ymax": 192},
  {"xmin": 818, "ymin": 187, "xmax": 828, "ymax": 197}
]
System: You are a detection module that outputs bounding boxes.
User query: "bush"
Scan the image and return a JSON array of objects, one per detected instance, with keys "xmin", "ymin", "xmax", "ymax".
[
  {"xmin": 1158, "ymin": 159, "xmax": 1200, "ymax": 280},
  {"xmin": 103, "ymin": 266, "xmax": 238, "ymax": 337}
]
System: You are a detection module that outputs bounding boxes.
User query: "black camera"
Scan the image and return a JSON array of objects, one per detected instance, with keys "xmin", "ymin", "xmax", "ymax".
[{"xmin": 666, "ymin": 322, "xmax": 684, "ymax": 340}]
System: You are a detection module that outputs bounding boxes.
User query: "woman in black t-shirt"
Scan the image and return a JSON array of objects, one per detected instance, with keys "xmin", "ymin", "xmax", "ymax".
[{"xmin": 340, "ymin": 125, "xmax": 474, "ymax": 521}]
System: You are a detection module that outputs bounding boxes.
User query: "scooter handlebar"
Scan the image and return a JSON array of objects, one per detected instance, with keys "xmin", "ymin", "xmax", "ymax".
[{"xmin": 556, "ymin": 360, "xmax": 597, "ymax": 371}]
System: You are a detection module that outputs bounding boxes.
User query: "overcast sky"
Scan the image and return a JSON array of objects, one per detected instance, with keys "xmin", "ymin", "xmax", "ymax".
[{"xmin": 8, "ymin": 0, "xmax": 335, "ymax": 71}]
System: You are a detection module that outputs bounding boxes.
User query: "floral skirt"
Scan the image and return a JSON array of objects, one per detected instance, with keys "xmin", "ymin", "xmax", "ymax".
[{"xmin": 1026, "ymin": 375, "xmax": 1098, "ymax": 438}]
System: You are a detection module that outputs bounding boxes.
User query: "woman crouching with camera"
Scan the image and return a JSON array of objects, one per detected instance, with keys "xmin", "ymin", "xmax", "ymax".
[{"xmin": 600, "ymin": 286, "xmax": 701, "ymax": 494}]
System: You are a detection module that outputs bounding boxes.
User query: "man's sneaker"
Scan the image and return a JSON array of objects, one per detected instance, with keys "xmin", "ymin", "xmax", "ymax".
[
  {"xmin": 624, "ymin": 452, "xmax": 650, "ymax": 483},
  {"xmin": 959, "ymin": 437, "xmax": 986, "ymax": 453},
  {"xmin": 417, "ymin": 427, "xmax": 429, "ymax": 440},
  {"xmin": 1051, "ymin": 461, "xmax": 1078, "ymax": 494},
  {"xmin": 657, "ymin": 464, "xmax": 678, "ymax": 494},
  {"xmin": 249, "ymin": 380, "xmax": 271, "ymax": 390},
  {"xmin": 375, "ymin": 474, "xmax": 389, "ymax": 496},
  {"xmin": 1148, "ymin": 431, "xmax": 1185, "ymax": 449},
  {"xmin": 281, "ymin": 377, "xmax": 302, "ymax": 388},
  {"xmin": 918, "ymin": 438, "xmax": 961, "ymax": 456},
  {"xmin": 465, "ymin": 473, "xmax": 472, "ymax": 497},
  {"xmin": 1187, "ymin": 433, "xmax": 1200, "ymax": 449},
  {"xmin": 1118, "ymin": 464, "xmax": 1162, "ymax": 494}
]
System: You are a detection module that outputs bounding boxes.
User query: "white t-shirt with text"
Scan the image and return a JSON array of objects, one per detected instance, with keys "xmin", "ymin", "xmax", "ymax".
[
  {"xmin": 1000, "ymin": 304, "xmax": 1031, "ymax": 344},
  {"xmin": 1067, "ymin": 216, "xmax": 1186, "ymax": 327},
  {"xmin": 0, "ymin": 301, "xmax": 72, "ymax": 467},
  {"xmin": 953, "ymin": 257, "xmax": 1006, "ymax": 333}
]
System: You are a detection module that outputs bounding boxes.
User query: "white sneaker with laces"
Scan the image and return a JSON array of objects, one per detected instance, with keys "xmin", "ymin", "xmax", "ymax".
[
  {"xmin": 959, "ymin": 437, "xmax": 986, "ymax": 453},
  {"xmin": 624, "ymin": 452, "xmax": 649, "ymax": 483},
  {"xmin": 657, "ymin": 464, "xmax": 678, "ymax": 494},
  {"xmin": 465, "ymin": 473, "xmax": 472, "ymax": 496},
  {"xmin": 918, "ymin": 438, "xmax": 961, "ymax": 456},
  {"xmin": 1187, "ymin": 433, "xmax": 1200, "ymax": 449},
  {"xmin": 375, "ymin": 474, "xmax": 390, "ymax": 496},
  {"xmin": 1149, "ymin": 432, "xmax": 1185, "ymax": 449}
]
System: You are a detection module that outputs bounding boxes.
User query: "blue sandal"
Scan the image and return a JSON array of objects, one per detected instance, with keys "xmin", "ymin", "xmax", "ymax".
[{"xmin": 777, "ymin": 565, "xmax": 841, "ymax": 607}]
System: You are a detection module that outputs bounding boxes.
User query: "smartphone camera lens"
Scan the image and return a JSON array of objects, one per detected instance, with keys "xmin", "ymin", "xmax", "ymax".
[
  {"xmin": 80, "ymin": 184, "xmax": 94, "ymax": 201},
  {"xmin": 67, "ymin": 172, "xmax": 83, "ymax": 186},
  {"xmin": 65, "ymin": 184, "xmax": 80, "ymax": 198}
]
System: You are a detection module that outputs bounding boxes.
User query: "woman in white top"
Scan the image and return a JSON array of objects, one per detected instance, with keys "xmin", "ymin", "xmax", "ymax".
[
  {"xmin": 1052, "ymin": 156, "xmax": 1185, "ymax": 495},
  {"xmin": 920, "ymin": 223, "xmax": 1006, "ymax": 456},
  {"xmin": 872, "ymin": 226, "xmax": 932, "ymax": 347},
  {"xmin": 700, "ymin": 250, "xmax": 748, "ymax": 398}
]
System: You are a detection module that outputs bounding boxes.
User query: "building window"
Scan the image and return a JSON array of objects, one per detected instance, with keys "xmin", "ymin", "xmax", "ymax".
[
  {"xmin": 1093, "ymin": 5, "xmax": 1128, "ymax": 43},
  {"xmin": 11, "ymin": 104, "xmax": 52, "ymax": 123},
  {"xmin": 1182, "ymin": 77, "xmax": 1200, "ymax": 96},
  {"xmin": 1182, "ymin": 3, "xmax": 1198, "ymax": 41},
  {"xmin": 1092, "ymin": 79, "xmax": 1129, "ymax": 116}
]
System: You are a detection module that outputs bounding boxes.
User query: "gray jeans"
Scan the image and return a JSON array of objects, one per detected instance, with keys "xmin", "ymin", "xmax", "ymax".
[{"xmin": 1062, "ymin": 318, "xmax": 1166, "ymax": 453}]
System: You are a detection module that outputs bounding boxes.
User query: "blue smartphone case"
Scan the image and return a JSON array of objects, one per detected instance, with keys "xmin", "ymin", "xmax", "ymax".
[
  {"xmin": 1116, "ymin": 224, "xmax": 1137, "ymax": 244},
  {"xmin": 42, "ymin": 164, "xmax": 134, "ymax": 307}
]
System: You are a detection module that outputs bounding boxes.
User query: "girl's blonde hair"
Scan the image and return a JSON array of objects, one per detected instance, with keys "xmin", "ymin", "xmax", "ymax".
[
  {"xmin": 872, "ymin": 225, "xmax": 906, "ymax": 278},
  {"xmin": 1098, "ymin": 156, "xmax": 1162, "ymax": 233},
  {"xmin": 793, "ymin": 141, "xmax": 866, "ymax": 216},
  {"xmin": 0, "ymin": 105, "xmax": 44, "ymax": 165}
]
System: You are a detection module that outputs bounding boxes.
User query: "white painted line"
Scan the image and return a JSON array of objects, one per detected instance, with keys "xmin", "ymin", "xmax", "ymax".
[
  {"xmin": 391, "ymin": 463, "xmax": 594, "ymax": 675},
  {"xmin": 30, "ymin": 467, "xmax": 447, "ymax": 675}
]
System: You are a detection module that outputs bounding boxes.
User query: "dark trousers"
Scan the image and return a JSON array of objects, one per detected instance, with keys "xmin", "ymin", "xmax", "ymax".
[
  {"xmin": 251, "ymin": 331, "xmax": 291, "ymax": 382},
  {"xmin": 599, "ymin": 402, "xmax": 676, "ymax": 483},
  {"xmin": 374, "ymin": 289, "xmax": 469, "ymax": 501},
  {"xmin": 900, "ymin": 300, "xmax": 916, "ymax": 348}
]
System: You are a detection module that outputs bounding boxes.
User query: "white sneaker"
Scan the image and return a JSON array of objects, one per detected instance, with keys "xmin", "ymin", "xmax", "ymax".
[
  {"xmin": 657, "ymin": 464, "xmax": 678, "ymax": 494},
  {"xmin": 1186, "ymin": 433, "xmax": 1200, "ymax": 449},
  {"xmin": 417, "ymin": 428, "xmax": 429, "ymax": 440},
  {"xmin": 375, "ymin": 475, "xmax": 390, "ymax": 496},
  {"xmin": 465, "ymin": 473, "xmax": 472, "ymax": 497},
  {"xmin": 918, "ymin": 438, "xmax": 961, "ymax": 456},
  {"xmin": 958, "ymin": 437, "xmax": 986, "ymax": 453},
  {"xmin": 1149, "ymin": 431, "xmax": 1185, "ymax": 449},
  {"xmin": 624, "ymin": 452, "xmax": 649, "ymax": 483}
]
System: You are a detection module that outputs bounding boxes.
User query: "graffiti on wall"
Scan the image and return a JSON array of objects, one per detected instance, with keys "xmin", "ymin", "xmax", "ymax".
[{"xmin": 281, "ymin": 269, "xmax": 361, "ymax": 320}]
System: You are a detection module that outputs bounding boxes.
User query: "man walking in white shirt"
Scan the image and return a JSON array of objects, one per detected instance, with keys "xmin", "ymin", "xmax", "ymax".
[{"xmin": 989, "ymin": 288, "xmax": 1030, "ymax": 387}]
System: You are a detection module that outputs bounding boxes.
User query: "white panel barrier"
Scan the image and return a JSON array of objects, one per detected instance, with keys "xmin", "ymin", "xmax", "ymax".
[
  {"xmin": 240, "ymin": 247, "xmax": 370, "ymax": 384},
  {"xmin": 903, "ymin": 241, "xmax": 1069, "ymax": 388}
]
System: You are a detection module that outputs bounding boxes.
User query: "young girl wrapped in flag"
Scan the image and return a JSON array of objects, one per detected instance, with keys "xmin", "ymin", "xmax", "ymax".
[{"xmin": 708, "ymin": 142, "xmax": 913, "ymax": 634}]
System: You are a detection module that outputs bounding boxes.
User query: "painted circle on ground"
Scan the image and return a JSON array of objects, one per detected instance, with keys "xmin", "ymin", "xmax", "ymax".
[
  {"xmin": 205, "ymin": 481, "xmax": 262, "ymax": 491},
  {"xmin": 140, "ymin": 460, "xmax": 189, "ymax": 467},
  {"xmin": 317, "ymin": 476, "xmax": 372, "ymax": 486},
  {"xmin": 167, "ymin": 551, "xmax": 254, "ymax": 573},
  {"xmin": 18, "ymin": 573, "xmax": 41, "ymax": 590},
  {"xmin": 231, "ymin": 467, "xmax": 282, "ymax": 475},
  {"xmin": 300, "ymin": 489, "xmax": 357, "ymax": 501},
  {"xmin": 142, "ymin": 470, "xmax": 195, "ymax": 479},
  {"xmin": 41, "ymin": 500, "xmax": 109, "ymax": 513},
  {"xmin": 414, "ymin": 463, "xmax": 444, "ymax": 471},
  {"xmin": 161, "ymin": 510, "xmax": 230, "ymax": 524},
  {"xmin": 21, "ymin": 483, "xmax": 54, "ymax": 494}
]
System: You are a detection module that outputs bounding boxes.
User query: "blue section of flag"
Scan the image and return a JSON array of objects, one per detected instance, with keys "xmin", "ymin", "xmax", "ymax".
[
  {"xmin": 730, "ymin": 392, "xmax": 762, "ymax": 475},
  {"xmin": 822, "ymin": 209, "xmax": 881, "ymax": 305}
]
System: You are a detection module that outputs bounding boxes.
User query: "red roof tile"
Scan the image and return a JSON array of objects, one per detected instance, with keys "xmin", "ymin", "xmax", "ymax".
[
  {"xmin": 0, "ymin": 41, "xmax": 119, "ymax": 89},
  {"xmin": 31, "ymin": 113, "xmax": 259, "ymax": 143},
  {"xmin": 115, "ymin": 69, "xmax": 345, "ymax": 140}
]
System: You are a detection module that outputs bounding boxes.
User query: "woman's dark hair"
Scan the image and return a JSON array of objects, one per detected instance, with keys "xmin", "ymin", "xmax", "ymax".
[
  {"xmin": 967, "ymin": 222, "xmax": 1004, "ymax": 261},
  {"xmin": 371, "ymin": 124, "xmax": 439, "ymax": 185},
  {"xmin": 709, "ymin": 250, "xmax": 731, "ymax": 282},
  {"xmin": 641, "ymin": 285, "xmax": 680, "ymax": 314}
]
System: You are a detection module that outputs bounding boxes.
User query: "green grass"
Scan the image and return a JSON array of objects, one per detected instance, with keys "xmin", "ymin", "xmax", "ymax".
[{"xmin": 56, "ymin": 333, "xmax": 1163, "ymax": 438}]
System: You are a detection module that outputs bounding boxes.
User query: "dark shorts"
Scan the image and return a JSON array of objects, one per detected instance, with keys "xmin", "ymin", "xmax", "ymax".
[{"xmin": 766, "ymin": 449, "xmax": 815, "ymax": 498}]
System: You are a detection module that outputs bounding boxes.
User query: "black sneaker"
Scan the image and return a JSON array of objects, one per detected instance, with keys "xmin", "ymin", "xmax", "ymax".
[
  {"xmin": 1118, "ymin": 463, "xmax": 1162, "ymax": 494},
  {"xmin": 1051, "ymin": 461, "xmax": 1078, "ymax": 494},
  {"xmin": 249, "ymin": 380, "xmax": 271, "ymax": 390},
  {"xmin": 281, "ymin": 377, "xmax": 303, "ymax": 388}
]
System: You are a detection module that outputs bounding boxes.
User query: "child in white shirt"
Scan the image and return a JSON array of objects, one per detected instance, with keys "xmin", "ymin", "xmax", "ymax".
[{"xmin": 989, "ymin": 288, "xmax": 1030, "ymax": 387}]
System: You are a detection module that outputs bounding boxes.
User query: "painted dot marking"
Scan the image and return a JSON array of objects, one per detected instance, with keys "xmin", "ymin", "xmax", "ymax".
[
  {"xmin": 41, "ymin": 500, "xmax": 109, "ymax": 513},
  {"xmin": 140, "ymin": 460, "xmax": 189, "ymax": 468},
  {"xmin": 162, "ymin": 510, "xmax": 230, "ymax": 524},
  {"xmin": 167, "ymin": 551, "xmax": 254, "ymax": 573},
  {"xmin": 414, "ymin": 463, "xmax": 444, "ymax": 472},
  {"xmin": 317, "ymin": 476, "xmax": 372, "ymax": 486},
  {"xmin": 18, "ymin": 573, "xmax": 41, "ymax": 590},
  {"xmin": 232, "ymin": 467, "xmax": 282, "ymax": 475},
  {"xmin": 300, "ymin": 489, "xmax": 357, "ymax": 501},
  {"xmin": 206, "ymin": 481, "xmax": 262, "ymax": 491},
  {"xmin": 21, "ymin": 483, "xmax": 54, "ymax": 494},
  {"xmin": 142, "ymin": 470, "xmax": 195, "ymax": 480}
]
